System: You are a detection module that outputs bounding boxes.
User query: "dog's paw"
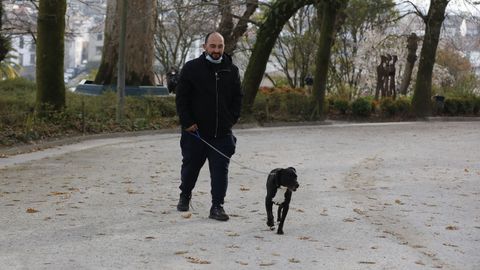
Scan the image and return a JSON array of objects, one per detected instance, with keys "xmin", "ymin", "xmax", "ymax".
[
  {"xmin": 267, "ymin": 220, "xmax": 274, "ymax": 227},
  {"xmin": 277, "ymin": 229, "xmax": 284, "ymax": 235},
  {"xmin": 269, "ymin": 226, "xmax": 276, "ymax": 231}
]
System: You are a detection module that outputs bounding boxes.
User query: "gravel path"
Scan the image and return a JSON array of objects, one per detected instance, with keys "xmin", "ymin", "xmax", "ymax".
[{"xmin": 1, "ymin": 121, "xmax": 479, "ymax": 269}]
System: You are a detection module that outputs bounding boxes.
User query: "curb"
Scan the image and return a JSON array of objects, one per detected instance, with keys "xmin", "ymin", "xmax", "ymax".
[{"xmin": 1, "ymin": 117, "xmax": 479, "ymax": 157}]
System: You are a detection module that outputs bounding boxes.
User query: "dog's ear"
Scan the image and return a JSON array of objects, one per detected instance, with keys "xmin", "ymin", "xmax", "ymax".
[{"xmin": 286, "ymin": 167, "xmax": 296, "ymax": 174}]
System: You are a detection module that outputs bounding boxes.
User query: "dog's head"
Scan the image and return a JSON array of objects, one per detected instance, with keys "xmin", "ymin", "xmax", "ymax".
[{"xmin": 278, "ymin": 167, "xmax": 299, "ymax": 191}]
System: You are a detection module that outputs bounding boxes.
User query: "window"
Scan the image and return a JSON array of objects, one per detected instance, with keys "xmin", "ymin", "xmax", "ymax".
[
  {"xmin": 97, "ymin": 34, "xmax": 103, "ymax": 41},
  {"xmin": 19, "ymin": 53, "xmax": 24, "ymax": 65},
  {"xmin": 30, "ymin": 54, "xmax": 35, "ymax": 65},
  {"xmin": 19, "ymin": 37, "xmax": 24, "ymax": 49}
]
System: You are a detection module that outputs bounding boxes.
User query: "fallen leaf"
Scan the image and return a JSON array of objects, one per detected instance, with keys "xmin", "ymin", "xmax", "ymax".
[
  {"xmin": 415, "ymin": 261, "xmax": 425, "ymax": 266},
  {"xmin": 174, "ymin": 251, "xmax": 188, "ymax": 255},
  {"xmin": 240, "ymin": 187, "xmax": 250, "ymax": 191},
  {"xmin": 259, "ymin": 262, "xmax": 275, "ymax": 266},
  {"xmin": 145, "ymin": 236, "xmax": 155, "ymax": 240},
  {"xmin": 227, "ymin": 232, "xmax": 239, "ymax": 237},
  {"xmin": 50, "ymin": 192, "xmax": 68, "ymax": 196},
  {"xmin": 181, "ymin": 213, "xmax": 192, "ymax": 219},
  {"xmin": 26, "ymin": 208, "xmax": 39, "ymax": 213},
  {"xmin": 289, "ymin": 258, "xmax": 300, "ymax": 263},
  {"xmin": 446, "ymin": 225, "xmax": 459, "ymax": 230},
  {"xmin": 464, "ymin": 168, "xmax": 469, "ymax": 172},
  {"xmin": 235, "ymin": 260, "xmax": 248, "ymax": 265},
  {"xmin": 395, "ymin": 199, "xmax": 404, "ymax": 205},
  {"xmin": 353, "ymin": 208, "xmax": 365, "ymax": 215},
  {"xmin": 298, "ymin": 236, "xmax": 310, "ymax": 240},
  {"xmin": 185, "ymin": 256, "xmax": 210, "ymax": 264},
  {"xmin": 343, "ymin": 218, "xmax": 356, "ymax": 222},
  {"xmin": 358, "ymin": 261, "xmax": 376, "ymax": 264}
]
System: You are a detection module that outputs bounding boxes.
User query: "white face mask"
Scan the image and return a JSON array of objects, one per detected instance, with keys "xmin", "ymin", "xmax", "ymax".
[{"xmin": 205, "ymin": 53, "xmax": 223, "ymax": 64}]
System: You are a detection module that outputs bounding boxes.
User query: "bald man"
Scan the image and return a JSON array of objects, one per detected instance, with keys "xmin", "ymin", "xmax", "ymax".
[{"xmin": 175, "ymin": 32, "xmax": 243, "ymax": 221}]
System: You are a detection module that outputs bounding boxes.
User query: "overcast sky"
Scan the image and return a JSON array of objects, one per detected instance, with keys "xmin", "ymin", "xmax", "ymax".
[{"xmin": 397, "ymin": 0, "xmax": 480, "ymax": 16}]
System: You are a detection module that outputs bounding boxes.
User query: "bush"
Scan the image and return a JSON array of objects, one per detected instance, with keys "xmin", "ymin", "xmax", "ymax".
[
  {"xmin": 284, "ymin": 92, "xmax": 313, "ymax": 119},
  {"xmin": 473, "ymin": 97, "xmax": 480, "ymax": 115},
  {"xmin": 443, "ymin": 98, "xmax": 458, "ymax": 115},
  {"xmin": 395, "ymin": 97, "xmax": 412, "ymax": 116},
  {"xmin": 351, "ymin": 97, "xmax": 372, "ymax": 117},
  {"xmin": 380, "ymin": 98, "xmax": 396, "ymax": 116},
  {"xmin": 333, "ymin": 99, "xmax": 349, "ymax": 114}
]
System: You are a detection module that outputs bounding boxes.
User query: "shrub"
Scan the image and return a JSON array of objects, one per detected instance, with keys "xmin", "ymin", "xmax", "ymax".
[
  {"xmin": 443, "ymin": 98, "xmax": 458, "ymax": 115},
  {"xmin": 395, "ymin": 97, "xmax": 412, "ymax": 116},
  {"xmin": 333, "ymin": 99, "xmax": 349, "ymax": 114},
  {"xmin": 473, "ymin": 97, "xmax": 480, "ymax": 115},
  {"xmin": 380, "ymin": 98, "xmax": 396, "ymax": 116},
  {"xmin": 284, "ymin": 92, "xmax": 313, "ymax": 119},
  {"xmin": 351, "ymin": 97, "xmax": 372, "ymax": 117}
]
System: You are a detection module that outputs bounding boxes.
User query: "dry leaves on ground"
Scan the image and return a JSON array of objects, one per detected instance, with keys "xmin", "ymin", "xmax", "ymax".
[{"xmin": 185, "ymin": 256, "xmax": 210, "ymax": 264}]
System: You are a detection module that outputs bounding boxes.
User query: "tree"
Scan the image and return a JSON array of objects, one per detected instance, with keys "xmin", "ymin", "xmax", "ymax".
[
  {"xmin": 399, "ymin": 33, "xmax": 419, "ymax": 95},
  {"xmin": 331, "ymin": 0, "xmax": 397, "ymax": 93},
  {"xmin": 95, "ymin": 0, "xmax": 157, "ymax": 86},
  {"xmin": 271, "ymin": 5, "xmax": 319, "ymax": 88},
  {"xmin": 217, "ymin": 0, "xmax": 259, "ymax": 55},
  {"xmin": 242, "ymin": 0, "xmax": 315, "ymax": 113},
  {"xmin": 155, "ymin": 0, "xmax": 215, "ymax": 79},
  {"xmin": 312, "ymin": 0, "xmax": 348, "ymax": 119},
  {"xmin": 36, "ymin": 0, "xmax": 66, "ymax": 115},
  {"xmin": 0, "ymin": 1, "xmax": 9, "ymax": 63},
  {"xmin": 412, "ymin": 0, "xmax": 450, "ymax": 117}
]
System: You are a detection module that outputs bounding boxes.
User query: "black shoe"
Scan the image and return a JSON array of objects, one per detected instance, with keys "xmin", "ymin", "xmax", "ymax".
[
  {"xmin": 209, "ymin": 205, "xmax": 229, "ymax": 221},
  {"xmin": 177, "ymin": 194, "xmax": 190, "ymax": 212}
]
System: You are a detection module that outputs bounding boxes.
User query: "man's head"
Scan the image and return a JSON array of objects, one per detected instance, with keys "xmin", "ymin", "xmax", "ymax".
[{"xmin": 203, "ymin": 32, "xmax": 224, "ymax": 60}]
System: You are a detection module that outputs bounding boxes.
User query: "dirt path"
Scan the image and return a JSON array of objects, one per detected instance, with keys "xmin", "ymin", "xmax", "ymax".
[{"xmin": 0, "ymin": 121, "xmax": 479, "ymax": 269}]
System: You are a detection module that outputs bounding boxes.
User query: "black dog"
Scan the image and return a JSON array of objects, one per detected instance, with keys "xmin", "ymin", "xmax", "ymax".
[{"xmin": 265, "ymin": 167, "xmax": 299, "ymax": 234}]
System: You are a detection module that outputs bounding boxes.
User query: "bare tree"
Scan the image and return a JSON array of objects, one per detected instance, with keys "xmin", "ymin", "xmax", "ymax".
[
  {"xmin": 155, "ymin": 0, "xmax": 215, "ymax": 77},
  {"xmin": 242, "ymin": 0, "xmax": 316, "ymax": 113},
  {"xmin": 217, "ymin": 0, "xmax": 259, "ymax": 55},
  {"xmin": 411, "ymin": 0, "xmax": 451, "ymax": 117},
  {"xmin": 270, "ymin": 5, "xmax": 318, "ymax": 88}
]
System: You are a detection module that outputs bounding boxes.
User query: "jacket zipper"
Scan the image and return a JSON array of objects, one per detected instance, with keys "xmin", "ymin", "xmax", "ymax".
[
  {"xmin": 215, "ymin": 72, "xmax": 219, "ymax": 138},
  {"xmin": 214, "ymin": 69, "xmax": 231, "ymax": 138}
]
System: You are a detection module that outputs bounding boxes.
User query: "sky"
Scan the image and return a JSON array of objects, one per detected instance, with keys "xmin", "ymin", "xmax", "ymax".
[{"xmin": 397, "ymin": 0, "xmax": 480, "ymax": 16}]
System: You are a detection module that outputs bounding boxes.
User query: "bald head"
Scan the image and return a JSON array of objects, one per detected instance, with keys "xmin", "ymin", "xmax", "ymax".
[{"xmin": 203, "ymin": 32, "xmax": 225, "ymax": 60}]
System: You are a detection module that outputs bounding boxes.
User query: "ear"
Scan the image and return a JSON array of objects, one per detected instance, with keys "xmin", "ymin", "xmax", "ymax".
[
  {"xmin": 287, "ymin": 167, "xmax": 296, "ymax": 173},
  {"xmin": 202, "ymin": 43, "xmax": 207, "ymax": 50}
]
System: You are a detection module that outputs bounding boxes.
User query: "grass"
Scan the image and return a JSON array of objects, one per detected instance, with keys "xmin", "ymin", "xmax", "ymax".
[{"xmin": 1, "ymin": 80, "xmax": 479, "ymax": 147}]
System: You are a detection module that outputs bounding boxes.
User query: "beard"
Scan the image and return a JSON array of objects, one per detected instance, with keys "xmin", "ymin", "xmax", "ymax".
[{"xmin": 208, "ymin": 52, "xmax": 222, "ymax": 60}]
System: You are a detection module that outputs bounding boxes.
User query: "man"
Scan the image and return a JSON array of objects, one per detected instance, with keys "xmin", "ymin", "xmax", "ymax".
[
  {"xmin": 175, "ymin": 32, "xmax": 243, "ymax": 221},
  {"xmin": 166, "ymin": 67, "xmax": 179, "ymax": 94}
]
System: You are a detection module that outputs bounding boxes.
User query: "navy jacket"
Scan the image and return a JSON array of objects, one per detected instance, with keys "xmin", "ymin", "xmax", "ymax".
[{"xmin": 176, "ymin": 53, "xmax": 243, "ymax": 138}]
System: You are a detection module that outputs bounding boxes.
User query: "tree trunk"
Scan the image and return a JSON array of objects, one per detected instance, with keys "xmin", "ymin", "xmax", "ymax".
[
  {"xmin": 242, "ymin": 0, "xmax": 315, "ymax": 114},
  {"xmin": 399, "ymin": 33, "xmax": 419, "ymax": 95},
  {"xmin": 0, "ymin": 1, "xmax": 9, "ymax": 62},
  {"xmin": 94, "ymin": 0, "xmax": 156, "ymax": 86},
  {"xmin": 217, "ymin": 0, "xmax": 258, "ymax": 55},
  {"xmin": 312, "ymin": 0, "xmax": 347, "ymax": 119},
  {"xmin": 412, "ymin": 0, "xmax": 449, "ymax": 117},
  {"xmin": 36, "ymin": 0, "xmax": 66, "ymax": 115}
]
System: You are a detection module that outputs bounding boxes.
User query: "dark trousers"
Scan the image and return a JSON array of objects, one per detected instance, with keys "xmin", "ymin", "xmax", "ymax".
[{"xmin": 179, "ymin": 131, "xmax": 236, "ymax": 206}]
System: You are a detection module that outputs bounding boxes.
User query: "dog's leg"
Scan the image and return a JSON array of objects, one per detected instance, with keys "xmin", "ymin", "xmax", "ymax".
[
  {"xmin": 277, "ymin": 191, "xmax": 292, "ymax": 235},
  {"xmin": 277, "ymin": 204, "xmax": 283, "ymax": 223},
  {"xmin": 265, "ymin": 197, "xmax": 275, "ymax": 229}
]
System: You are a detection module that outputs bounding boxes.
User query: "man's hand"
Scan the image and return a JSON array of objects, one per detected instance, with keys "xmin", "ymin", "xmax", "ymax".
[{"xmin": 185, "ymin": 124, "xmax": 198, "ymax": 132}]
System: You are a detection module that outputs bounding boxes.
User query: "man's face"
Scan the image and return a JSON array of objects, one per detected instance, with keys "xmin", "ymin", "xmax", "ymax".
[{"xmin": 203, "ymin": 33, "xmax": 224, "ymax": 60}]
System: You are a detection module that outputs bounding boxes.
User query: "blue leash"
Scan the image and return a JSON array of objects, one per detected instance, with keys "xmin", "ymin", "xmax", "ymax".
[{"xmin": 189, "ymin": 131, "xmax": 268, "ymax": 175}]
